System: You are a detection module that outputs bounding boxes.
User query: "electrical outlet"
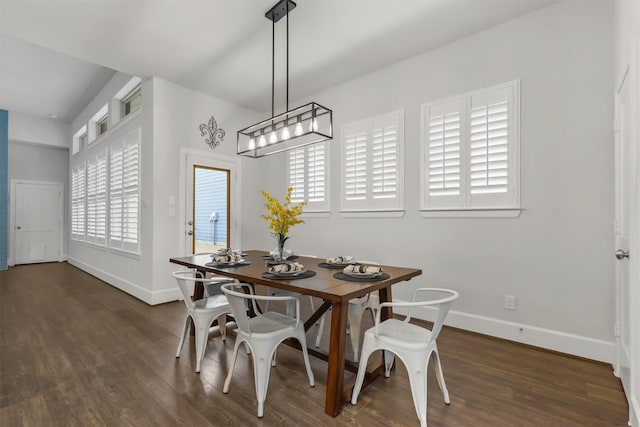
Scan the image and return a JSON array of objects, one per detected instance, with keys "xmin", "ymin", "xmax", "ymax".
[{"xmin": 504, "ymin": 295, "xmax": 516, "ymax": 310}]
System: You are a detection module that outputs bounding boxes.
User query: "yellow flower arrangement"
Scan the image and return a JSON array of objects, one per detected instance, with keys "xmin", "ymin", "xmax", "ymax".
[{"xmin": 261, "ymin": 187, "xmax": 305, "ymax": 258}]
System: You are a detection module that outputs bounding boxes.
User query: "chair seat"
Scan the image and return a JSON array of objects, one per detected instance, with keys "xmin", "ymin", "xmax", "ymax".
[
  {"xmin": 247, "ymin": 311, "xmax": 297, "ymax": 335},
  {"xmin": 366, "ymin": 318, "xmax": 433, "ymax": 351},
  {"xmin": 194, "ymin": 294, "xmax": 230, "ymax": 310}
]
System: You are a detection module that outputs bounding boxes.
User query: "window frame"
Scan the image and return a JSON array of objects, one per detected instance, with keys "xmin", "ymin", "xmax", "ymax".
[
  {"xmin": 340, "ymin": 110, "xmax": 404, "ymax": 215},
  {"xmin": 420, "ymin": 80, "xmax": 520, "ymax": 218},
  {"xmin": 121, "ymin": 85, "xmax": 142, "ymax": 118}
]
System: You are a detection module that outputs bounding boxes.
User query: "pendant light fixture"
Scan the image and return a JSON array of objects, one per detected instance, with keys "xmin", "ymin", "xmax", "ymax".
[{"xmin": 237, "ymin": 0, "xmax": 333, "ymax": 158}]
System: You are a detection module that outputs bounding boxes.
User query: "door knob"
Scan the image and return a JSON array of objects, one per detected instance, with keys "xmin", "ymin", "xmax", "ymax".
[
  {"xmin": 188, "ymin": 220, "xmax": 193, "ymax": 226},
  {"xmin": 615, "ymin": 249, "xmax": 629, "ymax": 260},
  {"xmin": 16, "ymin": 226, "xmax": 21, "ymax": 230},
  {"xmin": 187, "ymin": 230, "xmax": 193, "ymax": 236}
]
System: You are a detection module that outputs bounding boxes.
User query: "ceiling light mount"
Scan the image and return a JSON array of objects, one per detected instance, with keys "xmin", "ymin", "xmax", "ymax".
[{"xmin": 238, "ymin": 0, "xmax": 333, "ymax": 158}]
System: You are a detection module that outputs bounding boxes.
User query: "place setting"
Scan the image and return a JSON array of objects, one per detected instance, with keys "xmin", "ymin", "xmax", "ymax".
[
  {"xmin": 333, "ymin": 263, "xmax": 389, "ymax": 282},
  {"xmin": 205, "ymin": 250, "xmax": 252, "ymax": 268},
  {"xmin": 319, "ymin": 256, "xmax": 356, "ymax": 269},
  {"xmin": 261, "ymin": 261, "xmax": 316, "ymax": 280}
]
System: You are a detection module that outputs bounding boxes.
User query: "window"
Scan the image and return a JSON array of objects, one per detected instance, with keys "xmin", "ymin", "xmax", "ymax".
[
  {"xmin": 421, "ymin": 80, "xmax": 520, "ymax": 212},
  {"xmin": 85, "ymin": 149, "xmax": 108, "ymax": 246},
  {"xmin": 341, "ymin": 110, "xmax": 404, "ymax": 212},
  {"xmin": 122, "ymin": 86, "xmax": 142, "ymax": 118},
  {"xmin": 71, "ymin": 163, "xmax": 86, "ymax": 241},
  {"xmin": 287, "ymin": 142, "xmax": 329, "ymax": 211},
  {"xmin": 109, "ymin": 128, "xmax": 140, "ymax": 253},
  {"xmin": 72, "ymin": 125, "xmax": 87, "ymax": 156},
  {"xmin": 97, "ymin": 114, "xmax": 109, "ymax": 136}
]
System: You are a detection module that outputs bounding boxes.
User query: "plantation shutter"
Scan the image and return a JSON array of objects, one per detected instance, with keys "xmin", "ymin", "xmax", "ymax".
[
  {"xmin": 468, "ymin": 86, "xmax": 514, "ymax": 207},
  {"xmin": 86, "ymin": 156, "xmax": 98, "ymax": 243},
  {"xmin": 342, "ymin": 111, "xmax": 404, "ymax": 212},
  {"xmin": 307, "ymin": 143, "xmax": 325, "ymax": 203},
  {"xmin": 287, "ymin": 142, "xmax": 328, "ymax": 211},
  {"xmin": 109, "ymin": 128, "xmax": 140, "ymax": 253},
  {"xmin": 109, "ymin": 141, "xmax": 124, "ymax": 248},
  {"xmin": 372, "ymin": 114, "xmax": 399, "ymax": 202},
  {"xmin": 71, "ymin": 163, "xmax": 86, "ymax": 241},
  {"xmin": 288, "ymin": 148, "xmax": 305, "ymax": 203},
  {"xmin": 343, "ymin": 122, "xmax": 368, "ymax": 208},
  {"xmin": 424, "ymin": 99, "xmax": 465, "ymax": 208},
  {"xmin": 95, "ymin": 150, "xmax": 108, "ymax": 246}
]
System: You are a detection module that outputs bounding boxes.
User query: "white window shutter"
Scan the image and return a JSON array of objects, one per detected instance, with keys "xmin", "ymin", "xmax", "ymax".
[
  {"xmin": 343, "ymin": 123, "xmax": 368, "ymax": 207},
  {"xmin": 109, "ymin": 127, "xmax": 140, "ymax": 253},
  {"xmin": 287, "ymin": 142, "xmax": 329, "ymax": 211},
  {"xmin": 86, "ymin": 156, "xmax": 97, "ymax": 243},
  {"xmin": 421, "ymin": 80, "xmax": 519, "ymax": 211},
  {"xmin": 71, "ymin": 163, "xmax": 86, "ymax": 241},
  {"xmin": 288, "ymin": 148, "xmax": 305, "ymax": 203},
  {"xmin": 342, "ymin": 111, "xmax": 404, "ymax": 212},
  {"xmin": 307, "ymin": 143, "xmax": 325, "ymax": 204},
  {"xmin": 423, "ymin": 99, "xmax": 466, "ymax": 209},
  {"xmin": 95, "ymin": 149, "xmax": 108, "ymax": 245},
  {"xmin": 469, "ymin": 85, "xmax": 516, "ymax": 208}
]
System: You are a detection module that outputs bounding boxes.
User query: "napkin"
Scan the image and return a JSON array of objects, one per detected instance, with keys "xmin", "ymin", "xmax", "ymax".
[
  {"xmin": 326, "ymin": 256, "xmax": 354, "ymax": 264},
  {"xmin": 215, "ymin": 248, "xmax": 231, "ymax": 255},
  {"xmin": 269, "ymin": 262, "xmax": 305, "ymax": 274},
  {"xmin": 343, "ymin": 264, "xmax": 382, "ymax": 274},
  {"xmin": 213, "ymin": 254, "xmax": 242, "ymax": 263}
]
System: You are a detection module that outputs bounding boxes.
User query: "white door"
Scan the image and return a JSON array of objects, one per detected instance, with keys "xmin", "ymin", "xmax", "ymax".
[
  {"xmin": 614, "ymin": 56, "xmax": 637, "ymax": 423},
  {"xmin": 183, "ymin": 151, "xmax": 240, "ymax": 256},
  {"xmin": 12, "ymin": 180, "xmax": 63, "ymax": 264}
]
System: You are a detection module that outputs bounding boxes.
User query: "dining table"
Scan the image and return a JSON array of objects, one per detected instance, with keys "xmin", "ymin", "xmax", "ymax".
[{"xmin": 169, "ymin": 250, "xmax": 422, "ymax": 417}]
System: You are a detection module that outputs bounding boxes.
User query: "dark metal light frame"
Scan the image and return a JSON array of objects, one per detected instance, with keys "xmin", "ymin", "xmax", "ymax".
[{"xmin": 237, "ymin": 0, "xmax": 333, "ymax": 158}]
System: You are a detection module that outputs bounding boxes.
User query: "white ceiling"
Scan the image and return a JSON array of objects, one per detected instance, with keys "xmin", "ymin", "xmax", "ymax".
[{"xmin": 0, "ymin": 0, "xmax": 556, "ymax": 122}]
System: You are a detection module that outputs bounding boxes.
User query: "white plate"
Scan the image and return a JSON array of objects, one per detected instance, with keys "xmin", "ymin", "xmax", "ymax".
[
  {"xmin": 328, "ymin": 261, "xmax": 356, "ymax": 266},
  {"xmin": 271, "ymin": 269, "xmax": 307, "ymax": 276}
]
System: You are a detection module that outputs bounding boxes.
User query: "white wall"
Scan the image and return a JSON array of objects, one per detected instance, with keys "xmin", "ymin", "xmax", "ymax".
[
  {"xmin": 8, "ymin": 141, "xmax": 69, "ymax": 260},
  {"xmin": 8, "ymin": 111, "xmax": 69, "ymax": 148},
  {"xmin": 67, "ymin": 72, "xmax": 155, "ymax": 303},
  {"xmin": 250, "ymin": 1, "xmax": 615, "ymax": 361},
  {"xmin": 148, "ymin": 78, "xmax": 262, "ymax": 302}
]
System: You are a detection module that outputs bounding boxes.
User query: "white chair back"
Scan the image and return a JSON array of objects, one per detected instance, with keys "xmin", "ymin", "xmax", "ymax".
[
  {"xmin": 172, "ymin": 270, "xmax": 200, "ymax": 310},
  {"xmin": 377, "ymin": 288, "xmax": 459, "ymax": 344}
]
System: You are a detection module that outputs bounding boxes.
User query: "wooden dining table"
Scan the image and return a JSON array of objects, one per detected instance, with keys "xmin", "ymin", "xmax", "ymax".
[{"xmin": 169, "ymin": 250, "xmax": 421, "ymax": 417}]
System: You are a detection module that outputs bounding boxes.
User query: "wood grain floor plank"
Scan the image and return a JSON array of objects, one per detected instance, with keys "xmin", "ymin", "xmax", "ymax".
[{"xmin": 0, "ymin": 262, "xmax": 628, "ymax": 426}]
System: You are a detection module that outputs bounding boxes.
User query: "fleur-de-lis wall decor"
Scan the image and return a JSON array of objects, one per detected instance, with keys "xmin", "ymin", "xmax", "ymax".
[{"xmin": 199, "ymin": 115, "xmax": 225, "ymax": 150}]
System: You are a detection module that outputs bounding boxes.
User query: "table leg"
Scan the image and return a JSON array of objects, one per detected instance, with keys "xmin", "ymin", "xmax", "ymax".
[
  {"xmin": 378, "ymin": 286, "xmax": 393, "ymax": 320},
  {"xmin": 325, "ymin": 300, "xmax": 348, "ymax": 416}
]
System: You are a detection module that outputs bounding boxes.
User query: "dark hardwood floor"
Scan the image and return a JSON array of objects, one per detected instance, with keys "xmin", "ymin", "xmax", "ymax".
[{"xmin": 0, "ymin": 262, "xmax": 628, "ymax": 426}]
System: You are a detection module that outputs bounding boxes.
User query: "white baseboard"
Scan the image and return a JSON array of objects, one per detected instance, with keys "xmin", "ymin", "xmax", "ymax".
[
  {"xmin": 67, "ymin": 257, "xmax": 180, "ymax": 305},
  {"xmin": 371, "ymin": 295, "xmax": 614, "ymax": 363}
]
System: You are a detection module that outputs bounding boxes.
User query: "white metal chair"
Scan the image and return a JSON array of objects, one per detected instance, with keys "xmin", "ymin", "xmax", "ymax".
[
  {"xmin": 221, "ymin": 282, "xmax": 315, "ymax": 418},
  {"xmin": 172, "ymin": 271, "xmax": 235, "ymax": 373},
  {"xmin": 351, "ymin": 288, "xmax": 459, "ymax": 427},
  {"xmin": 265, "ymin": 254, "xmax": 317, "ymax": 318},
  {"xmin": 315, "ymin": 260, "xmax": 379, "ymax": 362}
]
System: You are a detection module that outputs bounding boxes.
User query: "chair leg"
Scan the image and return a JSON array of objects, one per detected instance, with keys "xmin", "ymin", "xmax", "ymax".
[
  {"xmin": 348, "ymin": 305, "xmax": 364, "ymax": 362},
  {"xmin": 405, "ymin": 354, "xmax": 429, "ymax": 427},
  {"xmin": 250, "ymin": 341, "xmax": 276, "ymax": 418},
  {"xmin": 223, "ymin": 338, "xmax": 243, "ymax": 393},
  {"xmin": 297, "ymin": 331, "xmax": 315, "ymax": 387},
  {"xmin": 431, "ymin": 349, "xmax": 450, "ymax": 404},
  {"xmin": 194, "ymin": 321, "xmax": 210, "ymax": 373},
  {"xmin": 176, "ymin": 316, "xmax": 191, "ymax": 358},
  {"xmin": 218, "ymin": 314, "xmax": 227, "ymax": 341},
  {"xmin": 350, "ymin": 337, "xmax": 375, "ymax": 404},
  {"xmin": 315, "ymin": 312, "xmax": 326, "ymax": 347},
  {"xmin": 383, "ymin": 350, "xmax": 395, "ymax": 377}
]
